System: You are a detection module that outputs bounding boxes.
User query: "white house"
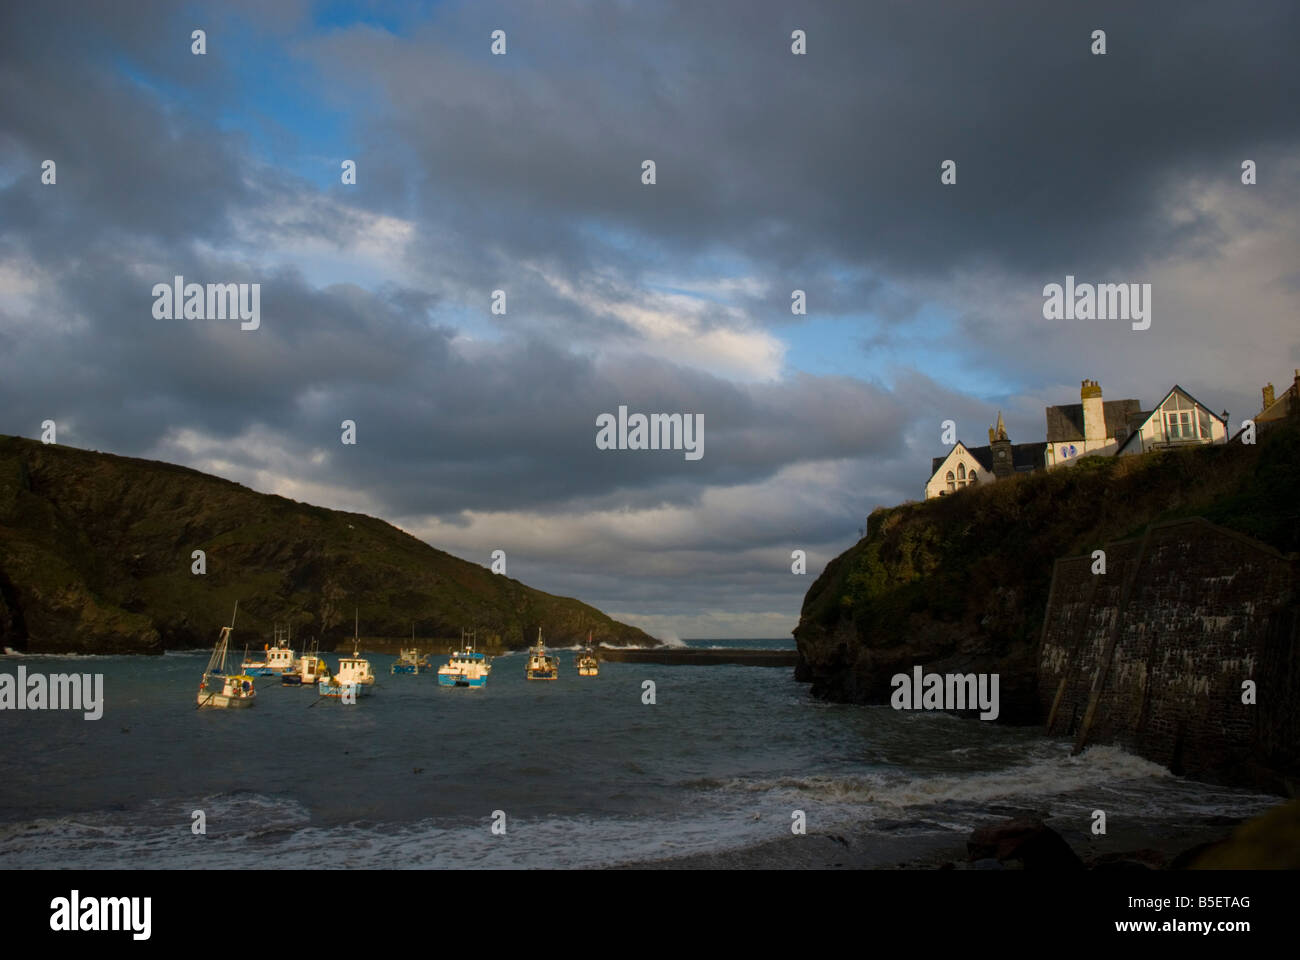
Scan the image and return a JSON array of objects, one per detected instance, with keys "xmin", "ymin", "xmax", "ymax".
[
  {"xmin": 924, "ymin": 413, "xmax": 1047, "ymax": 499},
  {"xmin": 1116, "ymin": 385, "xmax": 1228, "ymax": 455},
  {"xmin": 1044, "ymin": 380, "xmax": 1142, "ymax": 467}
]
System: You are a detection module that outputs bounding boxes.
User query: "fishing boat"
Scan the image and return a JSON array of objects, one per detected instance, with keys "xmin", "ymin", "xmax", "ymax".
[
  {"xmin": 243, "ymin": 624, "xmax": 296, "ymax": 676},
  {"xmin": 524, "ymin": 628, "xmax": 558, "ymax": 680},
  {"xmin": 267, "ymin": 625, "xmax": 296, "ymax": 674},
  {"xmin": 436, "ymin": 629, "xmax": 489, "ymax": 688},
  {"xmin": 291, "ymin": 638, "xmax": 328, "ymax": 685},
  {"xmin": 318, "ymin": 612, "xmax": 375, "ymax": 700},
  {"xmin": 196, "ymin": 605, "xmax": 257, "ymax": 709},
  {"xmin": 576, "ymin": 632, "xmax": 599, "ymax": 677},
  {"xmin": 391, "ymin": 625, "xmax": 432, "ymax": 675},
  {"xmin": 391, "ymin": 648, "xmax": 431, "ymax": 675}
]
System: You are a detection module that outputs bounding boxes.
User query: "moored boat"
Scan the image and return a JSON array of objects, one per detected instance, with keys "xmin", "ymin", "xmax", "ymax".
[
  {"xmin": 525, "ymin": 628, "xmax": 558, "ymax": 680},
  {"xmin": 576, "ymin": 632, "xmax": 599, "ymax": 677},
  {"xmin": 391, "ymin": 625, "xmax": 432, "ymax": 675},
  {"xmin": 437, "ymin": 629, "xmax": 489, "ymax": 688},
  {"xmin": 243, "ymin": 624, "xmax": 296, "ymax": 676},
  {"xmin": 266, "ymin": 626, "xmax": 296, "ymax": 674},
  {"xmin": 291, "ymin": 637, "xmax": 328, "ymax": 686},
  {"xmin": 319, "ymin": 611, "xmax": 375, "ymax": 700},
  {"xmin": 197, "ymin": 604, "xmax": 257, "ymax": 709}
]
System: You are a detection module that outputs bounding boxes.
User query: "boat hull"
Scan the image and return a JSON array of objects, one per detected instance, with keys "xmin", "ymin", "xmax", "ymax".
[
  {"xmin": 437, "ymin": 672, "xmax": 486, "ymax": 687},
  {"xmin": 525, "ymin": 670, "xmax": 558, "ymax": 680},
  {"xmin": 318, "ymin": 681, "xmax": 368, "ymax": 699},
  {"xmin": 196, "ymin": 691, "xmax": 256, "ymax": 709}
]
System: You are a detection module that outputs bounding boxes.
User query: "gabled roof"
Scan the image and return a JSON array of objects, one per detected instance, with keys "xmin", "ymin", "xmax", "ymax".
[
  {"xmin": 931, "ymin": 442, "xmax": 981, "ymax": 478},
  {"xmin": 1154, "ymin": 384, "xmax": 1225, "ymax": 421},
  {"xmin": 928, "ymin": 441, "xmax": 1046, "ymax": 481},
  {"xmin": 1045, "ymin": 398, "xmax": 1141, "ymax": 442},
  {"xmin": 1116, "ymin": 385, "xmax": 1226, "ymax": 454}
]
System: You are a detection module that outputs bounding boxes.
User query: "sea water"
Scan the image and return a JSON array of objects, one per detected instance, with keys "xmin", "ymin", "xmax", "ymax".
[{"xmin": 0, "ymin": 641, "xmax": 1278, "ymax": 868}]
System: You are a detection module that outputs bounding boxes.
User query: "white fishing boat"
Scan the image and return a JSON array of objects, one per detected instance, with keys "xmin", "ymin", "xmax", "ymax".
[
  {"xmin": 267, "ymin": 625, "xmax": 296, "ymax": 674},
  {"xmin": 437, "ymin": 629, "xmax": 489, "ymax": 688},
  {"xmin": 525, "ymin": 628, "xmax": 558, "ymax": 680},
  {"xmin": 576, "ymin": 632, "xmax": 599, "ymax": 677},
  {"xmin": 242, "ymin": 624, "xmax": 296, "ymax": 676},
  {"xmin": 288, "ymin": 637, "xmax": 328, "ymax": 685},
  {"xmin": 196, "ymin": 604, "xmax": 257, "ymax": 709},
  {"xmin": 319, "ymin": 611, "xmax": 375, "ymax": 700}
]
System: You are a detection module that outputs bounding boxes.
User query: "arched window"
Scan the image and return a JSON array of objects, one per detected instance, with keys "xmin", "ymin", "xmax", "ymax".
[
  {"xmin": 946, "ymin": 470, "xmax": 955, "ymax": 492},
  {"xmin": 969, "ymin": 470, "xmax": 977, "ymax": 484},
  {"xmin": 957, "ymin": 463, "xmax": 966, "ymax": 481}
]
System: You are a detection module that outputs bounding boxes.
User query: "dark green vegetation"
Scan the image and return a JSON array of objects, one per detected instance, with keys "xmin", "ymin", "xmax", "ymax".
[
  {"xmin": 794, "ymin": 415, "xmax": 1300, "ymax": 722},
  {"xmin": 0, "ymin": 436, "xmax": 656, "ymax": 654}
]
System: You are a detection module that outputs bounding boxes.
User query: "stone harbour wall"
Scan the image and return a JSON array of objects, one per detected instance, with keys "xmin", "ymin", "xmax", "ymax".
[{"xmin": 1039, "ymin": 517, "xmax": 1299, "ymax": 793}]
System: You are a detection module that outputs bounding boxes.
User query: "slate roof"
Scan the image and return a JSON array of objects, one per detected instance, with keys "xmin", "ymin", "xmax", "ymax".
[
  {"xmin": 1044, "ymin": 399, "xmax": 1141, "ymax": 442},
  {"xmin": 929, "ymin": 441, "xmax": 1047, "ymax": 479}
]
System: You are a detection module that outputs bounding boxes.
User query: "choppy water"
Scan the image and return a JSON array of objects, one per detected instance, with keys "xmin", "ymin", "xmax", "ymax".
[{"xmin": 0, "ymin": 641, "xmax": 1279, "ymax": 868}]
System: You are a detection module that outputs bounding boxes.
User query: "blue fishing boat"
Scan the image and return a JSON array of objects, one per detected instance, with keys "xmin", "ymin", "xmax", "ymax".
[
  {"xmin": 437, "ymin": 630, "xmax": 489, "ymax": 688},
  {"xmin": 391, "ymin": 625, "xmax": 432, "ymax": 675}
]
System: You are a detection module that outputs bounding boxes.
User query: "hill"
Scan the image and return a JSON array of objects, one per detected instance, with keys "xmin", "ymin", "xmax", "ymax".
[{"xmin": 0, "ymin": 436, "xmax": 657, "ymax": 654}]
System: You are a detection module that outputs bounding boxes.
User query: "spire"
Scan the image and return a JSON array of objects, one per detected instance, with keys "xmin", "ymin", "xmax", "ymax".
[{"xmin": 995, "ymin": 411, "xmax": 1008, "ymax": 441}]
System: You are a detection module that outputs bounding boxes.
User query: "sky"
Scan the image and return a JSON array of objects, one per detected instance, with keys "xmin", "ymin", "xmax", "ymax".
[{"xmin": 1, "ymin": 0, "xmax": 1297, "ymax": 639}]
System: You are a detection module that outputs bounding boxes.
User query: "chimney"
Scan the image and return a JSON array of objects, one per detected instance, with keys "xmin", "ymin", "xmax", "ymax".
[
  {"xmin": 1080, "ymin": 378, "xmax": 1106, "ymax": 443},
  {"xmin": 1262, "ymin": 383, "xmax": 1275, "ymax": 409}
]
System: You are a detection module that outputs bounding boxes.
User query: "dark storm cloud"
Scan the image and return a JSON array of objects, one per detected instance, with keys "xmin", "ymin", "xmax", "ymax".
[{"xmin": 304, "ymin": 0, "xmax": 1300, "ymax": 299}]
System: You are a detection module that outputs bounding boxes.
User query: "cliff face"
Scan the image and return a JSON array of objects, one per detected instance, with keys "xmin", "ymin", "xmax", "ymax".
[
  {"xmin": 794, "ymin": 415, "xmax": 1300, "ymax": 725},
  {"xmin": 0, "ymin": 436, "xmax": 657, "ymax": 654},
  {"xmin": 1040, "ymin": 518, "xmax": 1297, "ymax": 793}
]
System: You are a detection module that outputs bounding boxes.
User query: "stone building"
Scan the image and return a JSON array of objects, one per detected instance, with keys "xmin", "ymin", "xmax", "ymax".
[
  {"xmin": 1044, "ymin": 380, "xmax": 1141, "ymax": 467},
  {"xmin": 924, "ymin": 378, "xmax": 1228, "ymax": 498},
  {"xmin": 924, "ymin": 412, "xmax": 1046, "ymax": 499}
]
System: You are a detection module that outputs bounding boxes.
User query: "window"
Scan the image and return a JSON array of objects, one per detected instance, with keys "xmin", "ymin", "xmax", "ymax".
[
  {"xmin": 957, "ymin": 463, "xmax": 966, "ymax": 481},
  {"xmin": 969, "ymin": 470, "xmax": 977, "ymax": 483},
  {"xmin": 1166, "ymin": 410, "xmax": 1196, "ymax": 439},
  {"xmin": 946, "ymin": 470, "xmax": 955, "ymax": 492}
]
